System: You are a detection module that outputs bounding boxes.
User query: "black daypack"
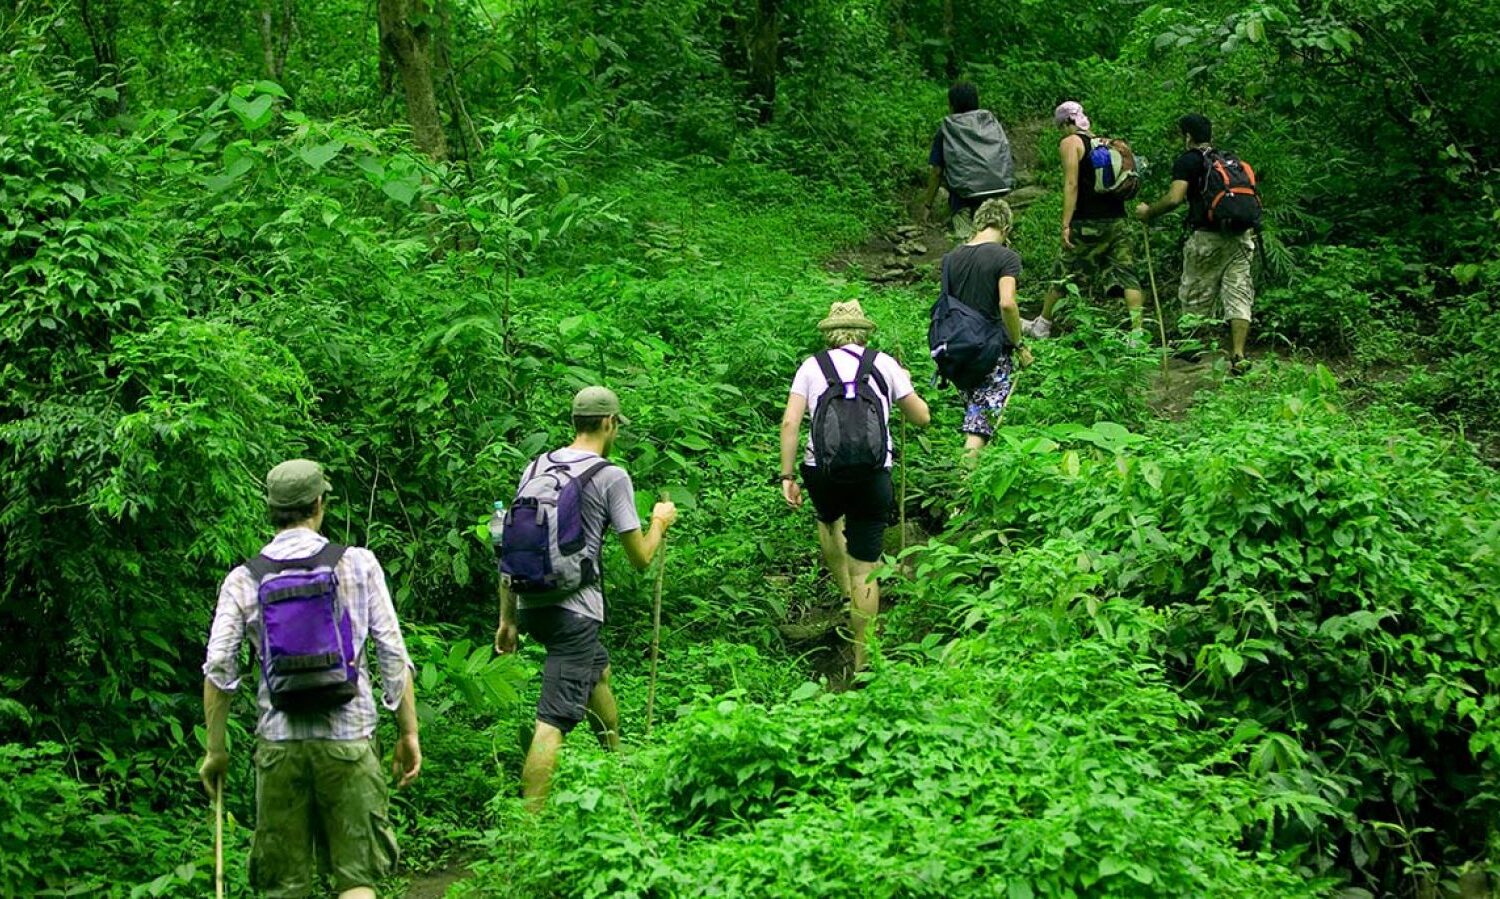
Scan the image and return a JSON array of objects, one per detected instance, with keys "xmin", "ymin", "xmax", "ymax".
[
  {"xmin": 811, "ymin": 349, "xmax": 890, "ymax": 482},
  {"xmin": 929, "ymin": 254, "xmax": 1010, "ymax": 390},
  {"xmin": 1200, "ymin": 148, "xmax": 1262, "ymax": 233}
]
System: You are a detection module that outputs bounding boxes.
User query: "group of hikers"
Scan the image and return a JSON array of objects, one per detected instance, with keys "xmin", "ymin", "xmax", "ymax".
[
  {"xmin": 196, "ymin": 82, "xmax": 1264, "ymax": 897},
  {"xmin": 923, "ymin": 83, "xmax": 1263, "ymax": 371}
]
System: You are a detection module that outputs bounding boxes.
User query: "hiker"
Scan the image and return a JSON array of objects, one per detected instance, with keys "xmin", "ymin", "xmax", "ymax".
[
  {"xmin": 1026, "ymin": 100, "xmax": 1145, "ymax": 340},
  {"xmin": 493, "ymin": 386, "xmax": 678, "ymax": 812},
  {"xmin": 919, "ymin": 81, "xmax": 1016, "ymax": 240},
  {"xmin": 779, "ymin": 301, "xmax": 931, "ymax": 673},
  {"xmin": 1135, "ymin": 113, "xmax": 1262, "ymax": 373},
  {"xmin": 932, "ymin": 199, "xmax": 1035, "ymax": 457},
  {"xmin": 200, "ymin": 459, "xmax": 421, "ymax": 899}
]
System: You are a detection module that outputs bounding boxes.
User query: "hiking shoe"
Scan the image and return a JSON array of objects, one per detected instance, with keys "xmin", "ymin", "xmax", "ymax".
[
  {"xmin": 1229, "ymin": 355, "xmax": 1249, "ymax": 376},
  {"xmin": 1123, "ymin": 329, "xmax": 1147, "ymax": 350},
  {"xmin": 1024, "ymin": 316, "xmax": 1052, "ymax": 339}
]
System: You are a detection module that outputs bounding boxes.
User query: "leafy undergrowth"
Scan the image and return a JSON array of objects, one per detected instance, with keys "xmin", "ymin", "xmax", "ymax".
[{"xmin": 460, "ymin": 636, "xmax": 1326, "ymax": 898}]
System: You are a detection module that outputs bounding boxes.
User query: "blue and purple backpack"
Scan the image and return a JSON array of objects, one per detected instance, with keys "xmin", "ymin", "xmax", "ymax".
[
  {"xmin": 243, "ymin": 543, "xmax": 359, "ymax": 713},
  {"xmin": 499, "ymin": 454, "xmax": 613, "ymax": 602}
]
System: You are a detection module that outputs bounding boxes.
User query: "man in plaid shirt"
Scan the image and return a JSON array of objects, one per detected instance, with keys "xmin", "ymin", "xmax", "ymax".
[{"xmin": 200, "ymin": 459, "xmax": 422, "ymax": 898}]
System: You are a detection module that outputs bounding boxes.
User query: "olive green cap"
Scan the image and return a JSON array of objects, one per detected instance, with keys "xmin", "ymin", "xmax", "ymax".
[
  {"xmin": 571, "ymin": 386, "xmax": 630, "ymax": 425},
  {"xmin": 266, "ymin": 459, "xmax": 333, "ymax": 509}
]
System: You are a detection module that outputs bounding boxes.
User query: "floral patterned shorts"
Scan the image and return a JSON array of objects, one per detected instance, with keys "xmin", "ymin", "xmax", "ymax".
[{"xmin": 959, "ymin": 353, "xmax": 1016, "ymax": 438}]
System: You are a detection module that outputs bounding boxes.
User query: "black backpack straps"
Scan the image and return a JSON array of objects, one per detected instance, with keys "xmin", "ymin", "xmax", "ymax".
[
  {"xmin": 852, "ymin": 345, "xmax": 879, "ymax": 391},
  {"xmin": 813, "ymin": 350, "xmax": 842, "ymax": 392},
  {"xmin": 310, "ymin": 542, "xmax": 347, "ymax": 570},
  {"xmin": 572, "ymin": 458, "xmax": 615, "ymax": 493},
  {"xmin": 243, "ymin": 554, "xmax": 275, "ymax": 582},
  {"xmin": 242, "ymin": 541, "xmax": 346, "ymax": 582},
  {"xmin": 940, "ymin": 254, "xmax": 951, "ymax": 299}
]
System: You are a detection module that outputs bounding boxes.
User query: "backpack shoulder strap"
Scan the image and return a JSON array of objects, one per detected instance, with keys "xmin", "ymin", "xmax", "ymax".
[
  {"xmin": 852, "ymin": 346, "xmax": 879, "ymax": 390},
  {"xmin": 940, "ymin": 254, "xmax": 952, "ymax": 299},
  {"xmin": 243, "ymin": 554, "xmax": 276, "ymax": 582},
  {"xmin": 571, "ymin": 459, "xmax": 614, "ymax": 493},
  {"xmin": 242, "ymin": 541, "xmax": 346, "ymax": 582},
  {"xmin": 814, "ymin": 350, "xmax": 842, "ymax": 390}
]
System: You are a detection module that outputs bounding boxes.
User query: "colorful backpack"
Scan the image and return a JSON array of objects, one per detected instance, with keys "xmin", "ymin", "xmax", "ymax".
[
  {"xmin": 244, "ymin": 543, "xmax": 359, "ymax": 714},
  {"xmin": 810, "ymin": 349, "xmax": 890, "ymax": 482},
  {"xmin": 1200, "ymin": 148, "xmax": 1262, "ymax": 233},
  {"xmin": 1085, "ymin": 134, "xmax": 1141, "ymax": 199},
  {"xmin": 500, "ymin": 454, "xmax": 614, "ymax": 602}
]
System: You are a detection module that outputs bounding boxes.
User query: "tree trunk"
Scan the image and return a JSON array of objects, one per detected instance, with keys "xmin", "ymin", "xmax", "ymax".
[
  {"xmin": 942, "ymin": 0, "xmax": 957, "ymax": 81},
  {"xmin": 77, "ymin": 0, "xmax": 127, "ymax": 116},
  {"xmin": 257, "ymin": 0, "xmax": 295, "ymax": 84},
  {"xmin": 377, "ymin": 0, "xmax": 449, "ymax": 161},
  {"xmin": 747, "ymin": 0, "xmax": 779, "ymax": 125}
]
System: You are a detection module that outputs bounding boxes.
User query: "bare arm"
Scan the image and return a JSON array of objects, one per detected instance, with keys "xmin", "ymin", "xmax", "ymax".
[
  {"xmin": 999, "ymin": 275, "xmax": 1034, "ymax": 368},
  {"xmin": 495, "ymin": 578, "xmax": 518, "ymax": 654},
  {"xmin": 1136, "ymin": 180, "xmax": 1190, "ymax": 221},
  {"xmin": 779, "ymin": 392, "xmax": 807, "ymax": 507},
  {"xmin": 920, "ymin": 166, "xmax": 942, "ymax": 220},
  {"xmin": 391, "ymin": 678, "xmax": 421, "ymax": 788},
  {"xmin": 1059, "ymin": 135, "xmax": 1082, "ymax": 246},
  {"xmin": 619, "ymin": 512, "xmax": 673, "ymax": 570},
  {"xmin": 897, "ymin": 392, "xmax": 930, "ymax": 427},
  {"xmin": 198, "ymin": 679, "xmax": 232, "ymax": 795}
]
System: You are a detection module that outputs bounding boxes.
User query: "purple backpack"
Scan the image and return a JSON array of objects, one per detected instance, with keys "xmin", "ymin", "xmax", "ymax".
[
  {"xmin": 499, "ymin": 453, "xmax": 613, "ymax": 602},
  {"xmin": 243, "ymin": 543, "xmax": 358, "ymax": 713}
]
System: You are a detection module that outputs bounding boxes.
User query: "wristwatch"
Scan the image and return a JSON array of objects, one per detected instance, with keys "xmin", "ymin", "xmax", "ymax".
[{"xmin": 769, "ymin": 472, "xmax": 796, "ymax": 486}]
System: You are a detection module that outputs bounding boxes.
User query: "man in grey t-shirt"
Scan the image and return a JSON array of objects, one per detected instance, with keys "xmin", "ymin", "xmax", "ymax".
[{"xmin": 494, "ymin": 386, "xmax": 677, "ymax": 811}]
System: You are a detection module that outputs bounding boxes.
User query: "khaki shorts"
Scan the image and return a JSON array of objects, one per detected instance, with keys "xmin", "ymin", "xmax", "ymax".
[
  {"xmin": 1179, "ymin": 229, "xmax": 1256, "ymax": 322},
  {"xmin": 249, "ymin": 739, "xmax": 398, "ymax": 897},
  {"xmin": 1053, "ymin": 218, "xmax": 1142, "ymax": 298}
]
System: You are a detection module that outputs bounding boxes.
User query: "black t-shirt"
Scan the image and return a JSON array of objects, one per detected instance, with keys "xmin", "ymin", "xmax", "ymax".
[
  {"xmin": 942, "ymin": 242, "xmax": 1023, "ymax": 319},
  {"xmin": 1069, "ymin": 133, "xmax": 1124, "ymax": 222},
  {"xmin": 1171, "ymin": 148, "xmax": 1212, "ymax": 229}
]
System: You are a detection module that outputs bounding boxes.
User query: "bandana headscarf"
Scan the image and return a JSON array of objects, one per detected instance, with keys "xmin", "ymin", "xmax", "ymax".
[{"xmin": 1053, "ymin": 101, "xmax": 1090, "ymax": 132}]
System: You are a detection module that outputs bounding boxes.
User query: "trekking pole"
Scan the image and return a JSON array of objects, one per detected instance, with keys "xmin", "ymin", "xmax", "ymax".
[
  {"xmin": 644, "ymin": 490, "xmax": 669, "ymax": 736},
  {"xmin": 1138, "ymin": 220, "xmax": 1171, "ymax": 377},
  {"xmin": 213, "ymin": 776, "xmax": 225, "ymax": 899}
]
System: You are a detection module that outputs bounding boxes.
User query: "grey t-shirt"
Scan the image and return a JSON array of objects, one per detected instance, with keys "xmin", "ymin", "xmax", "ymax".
[{"xmin": 515, "ymin": 448, "xmax": 640, "ymax": 622}]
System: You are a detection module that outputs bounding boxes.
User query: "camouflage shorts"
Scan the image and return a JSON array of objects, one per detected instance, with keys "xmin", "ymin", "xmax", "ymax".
[
  {"xmin": 1179, "ymin": 229, "xmax": 1256, "ymax": 322},
  {"xmin": 1053, "ymin": 218, "xmax": 1142, "ymax": 298},
  {"xmin": 249, "ymin": 739, "xmax": 398, "ymax": 897}
]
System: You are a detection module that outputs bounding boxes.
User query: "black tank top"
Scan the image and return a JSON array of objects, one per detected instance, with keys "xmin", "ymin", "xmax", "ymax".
[{"xmin": 1070, "ymin": 132, "xmax": 1124, "ymax": 222}]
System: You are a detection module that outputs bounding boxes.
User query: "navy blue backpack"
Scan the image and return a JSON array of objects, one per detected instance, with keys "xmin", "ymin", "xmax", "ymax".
[{"xmin": 928, "ymin": 255, "xmax": 1010, "ymax": 390}]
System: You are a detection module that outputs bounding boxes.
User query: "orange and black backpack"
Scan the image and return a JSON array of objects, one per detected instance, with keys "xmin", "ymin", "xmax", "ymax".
[{"xmin": 1200, "ymin": 148, "xmax": 1262, "ymax": 233}]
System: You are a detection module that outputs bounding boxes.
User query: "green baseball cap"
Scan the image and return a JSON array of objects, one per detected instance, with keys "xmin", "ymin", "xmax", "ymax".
[
  {"xmin": 572, "ymin": 386, "xmax": 630, "ymax": 425},
  {"xmin": 266, "ymin": 459, "xmax": 333, "ymax": 509}
]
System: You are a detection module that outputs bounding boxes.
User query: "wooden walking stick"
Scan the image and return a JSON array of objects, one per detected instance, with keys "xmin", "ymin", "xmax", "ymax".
[
  {"xmin": 644, "ymin": 490, "xmax": 670, "ymax": 735},
  {"xmin": 1139, "ymin": 219, "xmax": 1171, "ymax": 377},
  {"xmin": 214, "ymin": 776, "xmax": 225, "ymax": 899}
]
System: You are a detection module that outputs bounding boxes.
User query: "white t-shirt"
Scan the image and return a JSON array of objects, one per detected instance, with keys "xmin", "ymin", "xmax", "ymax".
[{"xmin": 789, "ymin": 344, "xmax": 914, "ymax": 469}]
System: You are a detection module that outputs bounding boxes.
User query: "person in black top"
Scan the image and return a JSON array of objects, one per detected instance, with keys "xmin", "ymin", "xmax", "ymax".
[
  {"xmin": 939, "ymin": 198, "xmax": 1035, "ymax": 458},
  {"xmin": 919, "ymin": 82, "xmax": 1015, "ymax": 239},
  {"xmin": 1135, "ymin": 113, "xmax": 1258, "ymax": 371},
  {"xmin": 1025, "ymin": 101, "xmax": 1145, "ymax": 341}
]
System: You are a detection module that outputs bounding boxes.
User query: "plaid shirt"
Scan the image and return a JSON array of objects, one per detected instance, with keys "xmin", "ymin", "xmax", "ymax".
[{"xmin": 202, "ymin": 528, "xmax": 414, "ymax": 742}]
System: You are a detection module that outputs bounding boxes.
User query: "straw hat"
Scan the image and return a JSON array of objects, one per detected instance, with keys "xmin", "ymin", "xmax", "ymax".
[{"xmin": 816, "ymin": 300, "xmax": 877, "ymax": 332}]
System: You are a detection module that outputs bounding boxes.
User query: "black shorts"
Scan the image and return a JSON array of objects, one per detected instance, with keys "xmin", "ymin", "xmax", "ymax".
[
  {"xmin": 800, "ymin": 464, "xmax": 894, "ymax": 563},
  {"xmin": 517, "ymin": 607, "xmax": 610, "ymax": 734}
]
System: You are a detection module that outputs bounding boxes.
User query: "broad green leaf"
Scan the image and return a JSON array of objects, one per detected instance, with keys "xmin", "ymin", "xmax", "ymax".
[
  {"xmin": 227, "ymin": 93, "xmax": 275, "ymax": 131},
  {"xmin": 298, "ymin": 140, "xmax": 345, "ymax": 171}
]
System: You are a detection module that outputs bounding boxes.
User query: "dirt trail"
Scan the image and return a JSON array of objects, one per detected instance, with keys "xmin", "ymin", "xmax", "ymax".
[{"xmin": 403, "ymin": 864, "xmax": 469, "ymax": 899}]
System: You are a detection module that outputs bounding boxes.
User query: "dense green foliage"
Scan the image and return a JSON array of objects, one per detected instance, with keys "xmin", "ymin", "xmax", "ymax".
[{"xmin": 2, "ymin": 0, "xmax": 1498, "ymax": 895}]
